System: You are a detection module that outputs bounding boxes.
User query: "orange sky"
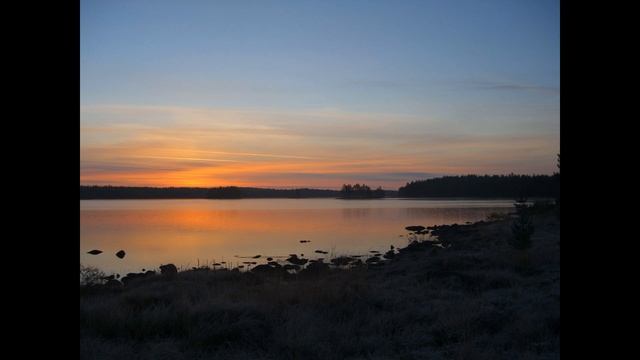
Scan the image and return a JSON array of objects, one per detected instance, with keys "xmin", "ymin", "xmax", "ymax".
[
  {"xmin": 80, "ymin": 105, "xmax": 559, "ymax": 189},
  {"xmin": 81, "ymin": 2, "xmax": 559, "ymax": 190}
]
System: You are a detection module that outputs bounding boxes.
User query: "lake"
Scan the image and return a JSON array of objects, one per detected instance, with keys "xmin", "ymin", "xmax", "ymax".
[{"xmin": 80, "ymin": 198, "xmax": 514, "ymax": 275}]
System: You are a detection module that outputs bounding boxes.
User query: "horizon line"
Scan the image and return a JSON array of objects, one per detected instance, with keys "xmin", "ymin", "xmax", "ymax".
[
  {"xmin": 79, "ymin": 184, "xmax": 395, "ymax": 191},
  {"xmin": 80, "ymin": 171, "xmax": 558, "ymax": 192}
]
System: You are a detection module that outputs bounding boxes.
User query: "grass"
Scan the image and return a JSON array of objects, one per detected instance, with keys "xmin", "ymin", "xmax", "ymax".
[{"xmin": 80, "ymin": 208, "xmax": 559, "ymax": 360}]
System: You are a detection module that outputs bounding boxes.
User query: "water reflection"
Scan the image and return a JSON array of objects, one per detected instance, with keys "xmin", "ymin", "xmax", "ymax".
[
  {"xmin": 341, "ymin": 207, "xmax": 373, "ymax": 218},
  {"xmin": 80, "ymin": 199, "xmax": 513, "ymax": 274}
]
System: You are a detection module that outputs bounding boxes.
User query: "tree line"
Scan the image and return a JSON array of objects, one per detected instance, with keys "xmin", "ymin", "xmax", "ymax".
[
  {"xmin": 80, "ymin": 186, "xmax": 341, "ymax": 199},
  {"xmin": 397, "ymin": 174, "xmax": 560, "ymax": 198},
  {"xmin": 339, "ymin": 184, "xmax": 386, "ymax": 199},
  {"xmin": 81, "ymin": 173, "xmax": 559, "ymax": 200}
]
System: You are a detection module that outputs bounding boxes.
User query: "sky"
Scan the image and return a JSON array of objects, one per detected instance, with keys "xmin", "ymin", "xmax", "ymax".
[{"xmin": 81, "ymin": 0, "xmax": 559, "ymax": 189}]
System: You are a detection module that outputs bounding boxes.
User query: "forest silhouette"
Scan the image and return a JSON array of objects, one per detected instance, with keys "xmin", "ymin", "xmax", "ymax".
[
  {"xmin": 81, "ymin": 173, "xmax": 559, "ymax": 199},
  {"xmin": 398, "ymin": 174, "xmax": 560, "ymax": 198}
]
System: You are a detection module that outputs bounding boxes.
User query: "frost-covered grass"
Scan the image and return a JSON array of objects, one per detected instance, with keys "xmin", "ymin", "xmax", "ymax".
[{"xmin": 81, "ymin": 210, "xmax": 559, "ymax": 360}]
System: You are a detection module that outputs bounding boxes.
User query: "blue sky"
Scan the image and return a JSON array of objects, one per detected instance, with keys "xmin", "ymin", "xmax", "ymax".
[{"xmin": 81, "ymin": 0, "xmax": 559, "ymax": 188}]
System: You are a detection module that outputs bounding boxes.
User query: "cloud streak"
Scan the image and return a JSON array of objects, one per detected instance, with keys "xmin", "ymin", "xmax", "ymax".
[
  {"xmin": 466, "ymin": 80, "xmax": 559, "ymax": 94},
  {"xmin": 133, "ymin": 155, "xmax": 241, "ymax": 163},
  {"xmin": 81, "ymin": 104, "xmax": 559, "ymax": 188},
  {"xmin": 181, "ymin": 150, "xmax": 320, "ymax": 160}
]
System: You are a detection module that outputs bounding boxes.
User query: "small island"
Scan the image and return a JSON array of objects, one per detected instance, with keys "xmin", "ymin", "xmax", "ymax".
[{"xmin": 338, "ymin": 183, "xmax": 386, "ymax": 199}]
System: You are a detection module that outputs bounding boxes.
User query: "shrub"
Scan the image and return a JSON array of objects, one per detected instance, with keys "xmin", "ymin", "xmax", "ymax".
[
  {"xmin": 80, "ymin": 264, "xmax": 107, "ymax": 286},
  {"xmin": 486, "ymin": 212, "xmax": 509, "ymax": 222},
  {"xmin": 509, "ymin": 200, "xmax": 534, "ymax": 250}
]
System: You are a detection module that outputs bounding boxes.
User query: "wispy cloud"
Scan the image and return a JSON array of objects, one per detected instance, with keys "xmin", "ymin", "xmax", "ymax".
[
  {"xmin": 183, "ymin": 150, "xmax": 320, "ymax": 160},
  {"xmin": 132, "ymin": 155, "xmax": 241, "ymax": 163},
  {"xmin": 81, "ymin": 104, "xmax": 559, "ymax": 187},
  {"xmin": 346, "ymin": 79, "xmax": 412, "ymax": 89},
  {"xmin": 466, "ymin": 80, "xmax": 559, "ymax": 94}
]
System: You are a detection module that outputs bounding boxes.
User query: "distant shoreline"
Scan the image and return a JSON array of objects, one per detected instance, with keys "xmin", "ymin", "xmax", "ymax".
[
  {"xmin": 80, "ymin": 185, "xmax": 398, "ymax": 199},
  {"xmin": 81, "ymin": 173, "xmax": 560, "ymax": 200},
  {"xmin": 79, "ymin": 197, "xmax": 547, "ymax": 201}
]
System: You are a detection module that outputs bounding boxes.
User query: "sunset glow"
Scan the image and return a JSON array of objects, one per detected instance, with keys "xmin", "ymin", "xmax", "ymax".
[
  {"xmin": 81, "ymin": 104, "xmax": 558, "ymax": 188},
  {"xmin": 81, "ymin": 1, "xmax": 559, "ymax": 189}
]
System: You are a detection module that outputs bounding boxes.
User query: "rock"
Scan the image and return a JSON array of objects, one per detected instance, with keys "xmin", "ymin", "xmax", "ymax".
[
  {"xmin": 350, "ymin": 259, "xmax": 364, "ymax": 266},
  {"xmin": 366, "ymin": 257, "xmax": 380, "ymax": 264},
  {"xmin": 104, "ymin": 279, "xmax": 123, "ymax": 289},
  {"xmin": 87, "ymin": 250, "xmax": 102, "ymax": 255},
  {"xmin": 115, "ymin": 250, "xmax": 126, "ymax": 259},
  {"xmin": 159, "ymin": 264, "xmax": 178, "ymax": 276},
  {"xmin": 286, "ymin": 255, "xmax": 308, "ymax": 266},
  {"xmin": 331, "ymin": 256, "xmax": 353, "ymax": 266},
  {"xmin": 121, "ymin": 272, "xmax": 147, "ymax": 285},
  {"xmin": 251, "ymin": 264, "xmax": 286, "ymax": 275},
  {"xmin": 383, "ymin": 250, "xmax": 396, "ymax": 260},
  {"xmin": 251, "ymin": 264, "xmax": 275, "ymax": 274},
  {"xmin": 301, "ymin": 261, "xmax": 329, "ymax": 274},
  {"xmin": 405, "ymin": 225, "xmax": 426, "ymax": 232}
]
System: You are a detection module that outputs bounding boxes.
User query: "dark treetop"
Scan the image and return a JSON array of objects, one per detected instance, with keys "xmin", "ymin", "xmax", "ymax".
[
  {"xmin": 80, "ymin": 186, "xmax": 342, "ymax": 199},
  {"xmin": 398, "ymin": 174, "xmax": 560, "ymax": 198}
]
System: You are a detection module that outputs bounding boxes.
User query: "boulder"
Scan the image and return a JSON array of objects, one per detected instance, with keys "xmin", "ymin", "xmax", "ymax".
[
  {"xmin": 366, "ymin": 257, "xmax": 380, "ymax": 264},
  {"xmin": 331, "ymin": 256, "xmax": 353, "ymax": 266},
  {"xmin": 251, "ymin": 264, "xmax": 286, "ymax": 276},
  {"xmin": 286, "ymin": 255, "xmax": 308, "ymax": 266},
  {"xmin": 301, "ymin": 261, "xmax": 329, "ymax": 274},
  {"xmin": 104, "ymin": 279, "xmax": 123, "ymax": 289},
  {"xmin": 121, "ymin": 272, "xmax": 146, "ymax": 286},
  {"xmin": 405, "ymin": 225, "xmax": 426, "ymax": 232},
  {"xmin": 159, "ymin": 264, "xmax": 178, "ymax": 276},
  {"xmin": 383, "ymin": 250, "xmax": 396, "ymax": 260}
]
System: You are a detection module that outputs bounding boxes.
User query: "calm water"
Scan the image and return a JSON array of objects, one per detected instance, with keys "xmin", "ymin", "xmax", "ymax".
[{"xmin": 80, "ymin": 198, "xmax": 514, "ymax": 274}]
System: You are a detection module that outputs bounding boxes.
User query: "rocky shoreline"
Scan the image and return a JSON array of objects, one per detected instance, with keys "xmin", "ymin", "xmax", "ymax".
[{"xmin": 81, "ymin": 207, "xmax": 559, "ymax": 360}]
